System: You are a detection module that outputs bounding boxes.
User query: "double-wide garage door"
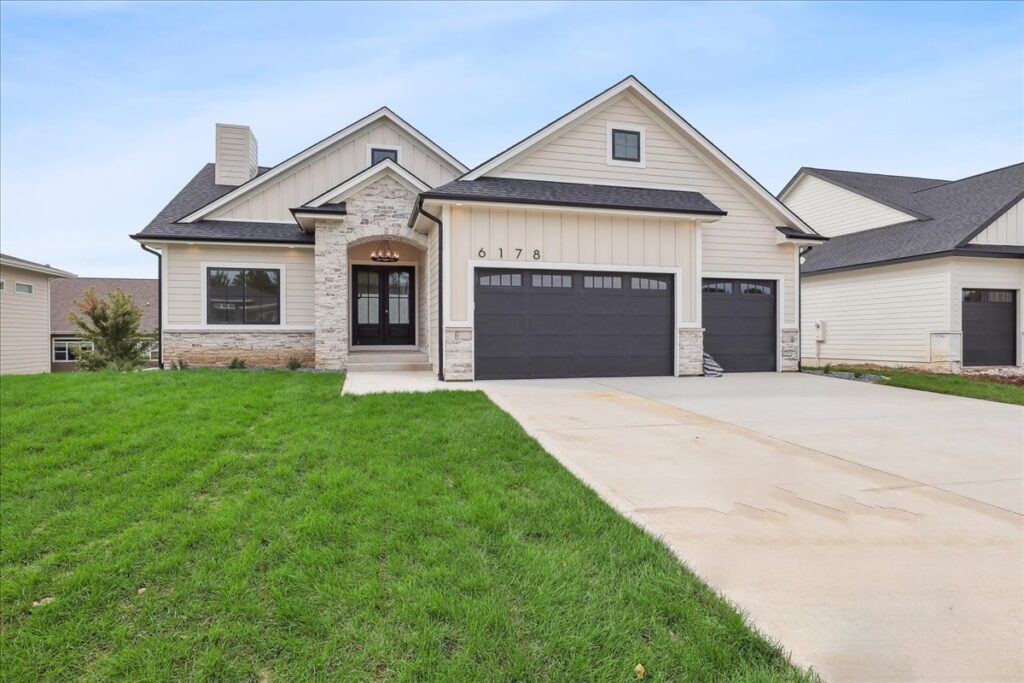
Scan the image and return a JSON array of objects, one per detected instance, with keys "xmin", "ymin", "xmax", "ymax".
[{"xmin": 474, "ymin": 268, "xmax": 674, "ymax": 380}]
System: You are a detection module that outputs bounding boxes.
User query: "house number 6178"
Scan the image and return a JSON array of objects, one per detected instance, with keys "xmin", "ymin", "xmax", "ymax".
[{"xmin": 477, "ymin": 248, "xmax": 540, "ymax": 260}]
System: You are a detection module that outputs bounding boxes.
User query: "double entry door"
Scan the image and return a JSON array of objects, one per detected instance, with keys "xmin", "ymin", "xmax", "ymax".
[{"xmin": 352, "ymin": 265, "xmax": 415, "ymax": 346}]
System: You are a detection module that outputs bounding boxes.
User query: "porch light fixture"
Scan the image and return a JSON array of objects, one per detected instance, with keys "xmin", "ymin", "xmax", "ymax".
[{"xmin": 370, "ymin": 238, "xmax": 400, "ymax": 263}]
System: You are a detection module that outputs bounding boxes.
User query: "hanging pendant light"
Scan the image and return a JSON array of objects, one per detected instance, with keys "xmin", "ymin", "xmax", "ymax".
[{"xmin": 370, "ymin": 238, "xmax": 400, "ymax": 263}]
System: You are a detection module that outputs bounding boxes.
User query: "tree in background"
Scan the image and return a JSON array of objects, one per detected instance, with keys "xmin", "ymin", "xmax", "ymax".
[{"xmin": 69, "ymin": 288, "xmax": 149, "ymax": 371}]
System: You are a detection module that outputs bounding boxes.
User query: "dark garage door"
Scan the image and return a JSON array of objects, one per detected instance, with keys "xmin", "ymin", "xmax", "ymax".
[
  {"xmin": 963, "ymin": 289, "xmax": 1016, "ymax": 366},
  {"xmin": 474, "ymin": 268, "xmax": 674, "ymax": 380},
  {"xmin": 702, "ymin": 278, "xmax": 776, "ymax": 372}
]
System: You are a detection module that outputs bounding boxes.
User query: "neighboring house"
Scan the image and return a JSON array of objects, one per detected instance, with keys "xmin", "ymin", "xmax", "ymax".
[
  {"xmin": 780, "ymin": 164, "xmax": 1024, "ymax": 371},
  {"xmin": 49, "ymin": 278, "xmax": 159, "ymax": 372},
  {"xmin": 0, "ymin": 253, "xmax": 76, "ymax": 375},
  {"xmin": 132, "ymin": 76, "xmax": 821, "ymax": 379}
]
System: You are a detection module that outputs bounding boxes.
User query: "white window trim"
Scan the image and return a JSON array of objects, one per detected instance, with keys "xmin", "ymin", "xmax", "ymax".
[
  {"xmin": 14, "ymin": 282, "xmax": 35, "ymax": 294},
  {"xmin": 199, "ymin": 261, "xmax": 289, "ymax": 330},
  {"xmin": 53, "ymin": 337, "xmax": 94, "ymax": 362},
  {"xmin": 366, "ymin": 143, "xmax": 402, "ymax": 167},
  {"xmin": 606, "ymin": 122, "xmax": 646, "ymax": 168}
]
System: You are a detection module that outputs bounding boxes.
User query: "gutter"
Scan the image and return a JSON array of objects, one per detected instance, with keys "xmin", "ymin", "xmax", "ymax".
[
  {"xmin": 413, "ymin": 197, "xmax": 445, "ymax": 381},
  {"xmin": 139, "ymin": 243, "xmax": 163, "ymax": 369}
]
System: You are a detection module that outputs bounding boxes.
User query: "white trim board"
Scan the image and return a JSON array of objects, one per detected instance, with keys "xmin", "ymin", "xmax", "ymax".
[
  {"xmin": 606, "ymin": 121, "xmax": 646, "ymax": 168},
  {"xmin": 365, "ymin": 143, "xmax": 402, "ymax": 166},
  {"xmin": 306, "ymin": 159, "xmax": 430, "ymax": 207},
  {"xmin": 425, "ymin": 197, "xmax": 723, "ymax": 223}
]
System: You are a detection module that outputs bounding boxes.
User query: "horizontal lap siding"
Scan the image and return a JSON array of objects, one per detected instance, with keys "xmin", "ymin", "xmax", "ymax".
[
  {"xmin": 212, "ymin": 122, "xmax": 459, "ymax": 222},
  {"xmin": 496, "ymin": 93, "xmax": 797, "ymax": 327},
  {"xmin": 782, "ymin": 174, "xmax": 918, "ymax": 238},
  {"xmin": 948, "ymin": 257, "xmax": 1023, "ymax": 365},
  {"xmin": 801, "ymin": 260, "xmax": 951, "ymax": 364},
  {"xmin": 0, "ymin": 267, "xmax": 52, "ymax": 374},
  {"xmin": 970, "ymin": 198, "xmax": 1024, "ymax": 246},
  {"xmin": 447, "ymin": 205, "xmax": 696, "ymax": 323},
  {"xmin": 165, "ymin": 244, "xmax": 315, "ymax": 327}
]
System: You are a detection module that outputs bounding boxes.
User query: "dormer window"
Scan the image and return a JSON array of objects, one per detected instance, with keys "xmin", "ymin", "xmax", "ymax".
[
  {"xmin": 369, "ymin": 145, "xmax": 400, "ymax": 165},
  {"xmin": 606, "ymin": 123, "xmax": 645, "ymax": 167}
]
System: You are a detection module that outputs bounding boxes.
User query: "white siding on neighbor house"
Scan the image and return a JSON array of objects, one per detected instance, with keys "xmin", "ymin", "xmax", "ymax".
[
  {"xmin": 801, "ymin": 259, "xmax": 951, "ymax": 365},
  {"xmin": 445, "ymin": 205, "xmax": 699, "ymax": 324},
  {"xmin": 0, "ymin": 266, "xmax": 54, "ymax": 374},
  {"xmin": 210, "ymin": 121, "xmax": 460, "ymax": 222},
  {"xmin": 782, "ymin": 174, "xmax": 919, "ymax": 238},
  {"xmin": 948, "ymin": 257, "xmax": 1023, "ymax": 366},
  {"xmin": 164, "ymin": 244, "xmax": 315, "ymax": 328},
  {"xmin": 970, "ymin": 198, "xmax": 1024, "ymax": 246}
]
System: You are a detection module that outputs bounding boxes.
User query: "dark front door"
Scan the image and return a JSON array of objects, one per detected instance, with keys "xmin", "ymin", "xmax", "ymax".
[
  {"xmin": 352, "ymin": 265, "xmax": 415, "ymax": 346},
  {"xmin": 702, "ymin": 278, "xmax": 777, "ymax": 372},
  {"xmin": 962, "ymin": 289, "xmax": 1016, "ymax": 366},
  {"xmin": 474, "ymin": 269, "xmax": 674, "ymax": 380}
]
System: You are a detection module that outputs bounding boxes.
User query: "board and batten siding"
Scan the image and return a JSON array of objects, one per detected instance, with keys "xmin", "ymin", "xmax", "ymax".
[
  {"xmin": 493, "ymin": 92, "xmax": 798, "ymax": 325},
  {"xmin": 164, "ymin": 244, "xmax": 315, "ymax": 328},
  {"xmin": 782, "ymin": 174, "xmax": 918, "ymax": 238},
  {"xmin": 970, "ymin": 198, "xmax": 1024, "ymax": 246},
  {"xmin": 445, "ymin": 205, "xmax": 698, "ymax": 323},
  {"xmin": 801, "ymin": 259, "xmax": 951, "ymax": 365},
  {"xmin": 0, "ymin": 266, "xmax": 54, "ymax": 374},
  {"xmin": 210, "ymin": 121, "xmax": 460, "ymax": 223}
]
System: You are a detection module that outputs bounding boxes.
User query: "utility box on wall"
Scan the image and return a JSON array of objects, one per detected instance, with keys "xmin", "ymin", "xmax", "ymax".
[{"xmin": 814, "ymin": 320, "xmax": 826, "ymax": 342}]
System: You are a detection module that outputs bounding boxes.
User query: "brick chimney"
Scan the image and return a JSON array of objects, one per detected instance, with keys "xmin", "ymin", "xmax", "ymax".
[{"xmin": 214, "ymin": 123, "xmax": 258, "ymax": 186}]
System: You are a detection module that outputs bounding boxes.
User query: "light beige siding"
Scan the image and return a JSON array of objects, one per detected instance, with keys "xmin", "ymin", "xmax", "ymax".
[
  {"xmin": 445, "ymin": 205, "xmax": 698, "ymax": 323},
  {"xmin": 949, "ymin": 257, "xmax": 1023, "ymax": 366},
  {"xmin": 211, "ymin": 121, "xmax": 459, "ymax": 222},
  {"xmin": 970, "ymin": 198, "xmax": 1024, "ymax": 246},
  {"xmin": 801, "ymin": 259, "xmax": 951, "ymax": 365},
  {"xmin": 0, "ymin": 266, "xmax": 53, "ymax": 374},
  {"xmin": 164, "ymin": 244, "xmax": 315, "ymax": 328},
  {"xmin": 782, "ymin": 174, "xmax": 918, "ymax": 237},
  {"xmin": 215, "ymin": 124, "xmax": 258, "ymax": 186}
]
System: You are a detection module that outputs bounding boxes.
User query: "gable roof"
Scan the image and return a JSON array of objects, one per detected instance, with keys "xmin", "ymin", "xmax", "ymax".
[
  {"xmin": 306, "ymin": 158, "xmax": 430, "ymax": 207},
  {"xmin": 51, "ymin": 278, "xmax": 158, "ymax": 335},
  {"xmin": 799, "ymin": 163, "xmax": 1024, "ymax": 274},
  {"xmin": 421, "ymin": 176, "xmax": 725, "ymax": 216},
  {"xmin": 0, "ymin": 253, "xmax": 76, "ymax": 278},
  {"xmin": 458, "ymin": 75, "xmax": 817, "ymax": 234},
  {"xmin": 180, "ymin": 108, "xmax": 466, "ymax": 223},
  {"xmin": 781, "ymin": 167, "xmax": 948, "ymax": 220}
]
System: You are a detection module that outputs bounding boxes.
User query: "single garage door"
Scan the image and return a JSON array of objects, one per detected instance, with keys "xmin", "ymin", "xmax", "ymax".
[
  {"xmin": 474, "ymin": 268, "xmax": 674, "ymax": 380},
  {"xmin": 702, "ymin": 278, "xmax": 776, "ymax": 372},
  {"xmin": 963, "ymin": 289, "xmax": 1016, "ymax": 366}
]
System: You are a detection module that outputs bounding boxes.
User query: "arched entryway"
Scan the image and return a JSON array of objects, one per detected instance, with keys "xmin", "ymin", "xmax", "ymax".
[{"xmin": 347, "ymin": 237, "xmax": 427, "ymax": 349}]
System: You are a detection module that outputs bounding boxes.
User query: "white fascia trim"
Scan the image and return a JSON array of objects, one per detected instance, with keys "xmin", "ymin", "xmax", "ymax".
[
  {"xmin": 702, "ymin": 270, "xmax": 788, "ymax": 373},
  {"xmin": 462, "ymin": 76, "xmax": 814, "ymax": 234},
  {"xmin": 137, "ymin": 239, "xmax": 313, "ymax": 249},
  {"xmin": 431, "ymin": 198, "xmax": 723, "ymax": 223},
  {"xmin": 493, "ymin": 171, "xmax": 701, "ymax": 194},
  {"xmin": 606, "ymin": 121, "xmax": 646, "ymax": 168},
  {"xmin": 365, "ymin": 143, "xmax": 402, "ymax": 166},
  {"xmin": 306, "ymin": 159, "xmax": 430, "ymax": 207},
  {"xmin": 0, "ymin": 256, "xmax": 76, "ymax": 278},
  {"xmin": 199, "ymin": 260, "xmax": 289, "ymax": 329},
  {"xmin": 182, "ymin": 108, "xmax": 465, "ymax": 223},
  {"xmin": 204, "ymin": 216, "xmax": 296, "ymax": 225}
]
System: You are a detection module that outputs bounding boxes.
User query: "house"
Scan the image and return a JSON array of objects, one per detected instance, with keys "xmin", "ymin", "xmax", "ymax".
[
  {"xmin": 131, "ymin": 76, "xmax": 821, "ymax": 379},
  {"xmin": 780, "ymin": 164, "xmax": 1023, "ymax": 371},
  {"xmin": 0, "ymin": 253, "xmax": 76, "ymax": 375},
  {"xmin": 49, "ymin": 278, "xmax": 159, "ymax": 372}
]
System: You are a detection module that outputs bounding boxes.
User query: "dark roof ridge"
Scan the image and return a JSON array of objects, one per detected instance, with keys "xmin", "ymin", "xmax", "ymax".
[{"xmin": 911, "ymin": 161, "xmax": 1024, "ymax": 195}]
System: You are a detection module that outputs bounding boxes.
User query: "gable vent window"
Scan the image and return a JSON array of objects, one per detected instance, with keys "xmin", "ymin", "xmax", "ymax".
[
  {"xmin": 370, "ymin": 148, "xmax": 399, "ymax": 165},
  {"xmin": 611, "ymin": 129, "xmax": 641, "ymax": 162}
]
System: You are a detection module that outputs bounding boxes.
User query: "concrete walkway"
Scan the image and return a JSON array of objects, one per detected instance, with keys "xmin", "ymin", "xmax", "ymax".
[{"xmin": 478, "ymin": 373, "xmax": 1024, "ymax": 682}]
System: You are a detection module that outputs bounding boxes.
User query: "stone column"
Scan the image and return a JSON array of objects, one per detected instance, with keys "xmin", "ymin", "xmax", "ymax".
[
  {"xmin": 678, "ymin": 328, "xmax": 704, "ymax": 376},
  {"xmin": 314, "ymin": 218, "xmax": 348, "ymax": 370}
]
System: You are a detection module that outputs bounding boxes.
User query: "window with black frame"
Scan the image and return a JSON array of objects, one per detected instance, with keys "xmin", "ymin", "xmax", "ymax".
[{"xmin": 207, "ymin": 268, "xmax": 281, "ymax": 324}]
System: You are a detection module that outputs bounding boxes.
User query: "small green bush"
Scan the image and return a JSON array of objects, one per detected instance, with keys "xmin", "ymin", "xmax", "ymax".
[
  {"xmin": 228, "ymin": 357, "xmax": 246, "ymax": 370},
  {"xmin": 287, "ymin": 357, "xmax": 302, "ymax": 371},
  {"xmin": 823, "ymin": 362, "xmax": 833, "ymax": 375}
]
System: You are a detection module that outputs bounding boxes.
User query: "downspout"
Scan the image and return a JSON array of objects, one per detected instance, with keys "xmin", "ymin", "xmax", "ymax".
[
  {"xmin": 798, "ymin": 245, "xmax": 813, "ymax": 371},
  {"xmin": 415, "ymin": 198, "xmax": 445, "ymax": 381},
  {"xmin": 140, "ymin": 243, "xmax": 163, "ymax": 369}
]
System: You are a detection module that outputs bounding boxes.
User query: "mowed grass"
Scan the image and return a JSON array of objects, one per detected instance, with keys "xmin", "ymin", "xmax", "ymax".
[
  {"xmin": 812, "ymin": 365, "xmax": 1024, "ymax": 405},
  {"xmin": 1, "ymin": 371, "xmax": 809, "ymax": 682}
]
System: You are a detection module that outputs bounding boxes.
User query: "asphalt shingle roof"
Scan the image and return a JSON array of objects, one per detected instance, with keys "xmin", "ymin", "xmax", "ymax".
[
  {"xmin": 422, "ymin": 177, "xmax": 726, "ymax": 216},
  {"xmin": 51, "ymin": 278, "xmax": 158, "ymax": 335},
  {"xmin": 132, "ymin": 164, "xmax": 314, "ymax": 244},
  {"xmin": 799, "ymin": 163, "xmax": 1024, "ymax": 274}
]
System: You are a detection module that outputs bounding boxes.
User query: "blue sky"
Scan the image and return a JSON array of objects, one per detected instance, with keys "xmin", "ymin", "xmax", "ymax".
[{"xmin": 1, "ymin": 1, "xmax": 1021, "ymax": 277}]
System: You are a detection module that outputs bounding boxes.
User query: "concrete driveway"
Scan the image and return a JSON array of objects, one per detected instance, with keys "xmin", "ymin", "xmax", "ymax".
[{"xmin": 479, "ymin": 373, "xmax": 1024, "ymax": 682}]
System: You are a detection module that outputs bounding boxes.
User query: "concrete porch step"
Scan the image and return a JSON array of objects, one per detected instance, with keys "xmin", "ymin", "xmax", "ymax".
[{"xmin": 347, "ymin": 349, "xmax": 431, "ymax": 373}]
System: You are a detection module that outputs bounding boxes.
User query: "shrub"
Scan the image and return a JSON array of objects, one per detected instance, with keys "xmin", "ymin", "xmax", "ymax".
[
  {"xmin": 68, "ymin": 288, "xmax": 148, "ymax": 371},
  {"xmin": 287, "ymin": 357, "xmax": 302, "ymax": 371},
  {"xmin": 228, "ymin": 357, "xmax": 246, "ymax": 369},
  {"xmin": 823, "ymin": 362, "xmax": 833, "ymax": 375},
  {"xmin": 172, "ymin": 358, "xmax": 189, "ymax": 370}
]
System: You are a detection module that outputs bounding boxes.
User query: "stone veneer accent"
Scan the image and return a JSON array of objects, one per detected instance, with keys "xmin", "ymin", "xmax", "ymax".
[
  {"xmin": 677, "ymin": 328, "xmax": 704, "ymax": 376},
  {"xmin": 164, "ymin": 331, "xmax": 314, "ymax": 368},
  {"xmin": 313, "ymin": 175, "xmax": 427, "ymax": 371},
  {"xmin": 781, "ymin": 328, "xmax": 799, "ymax": 371},
  {"xmin": 443, "ymin": 327, "xmax": 474, "ymax": 380}
]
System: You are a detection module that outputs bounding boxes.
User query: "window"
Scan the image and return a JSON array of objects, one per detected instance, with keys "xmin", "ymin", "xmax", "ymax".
[
  {"xmin": 53, "ymin": 338, "xmax": 94, "ymax": 362},
  {"xmin": 531, "ymin": 273, "xmax": 572, "ymax": 288},
  {"xmin": 206, "ymin": 268, "xmax": 281, "ymax": 324},
  {"xmin": 583, "ymin": 275, "xmax": 622, "ymax": 289},
  {"xmin": 631, "ymin": 276, "xmax": 669, "ymax": 291},
  {"xmin": 14, "ymin": 282, "xmax": 34, "ymax": 294},
  {"xmin": 963, "ymin": 290, "xmax": 983, "ymax": 303},
  {"xmin": 145, "ymin": 340, "xmax": 160, "ymax": 360},
  {"xmin": 988, "ymin": 291, "xmax": 1013, "ymax": 303},
  {"xmin": 479, "ymin": 273, "xmax": 522, "ymax": 287},
  {"xmin": 611, "ymin": 129, "xmax": 641, "ymax": 162},
  {"xmin": 370, "ymin": 148, "xmax": 399, "ymax": 165},
  {"xmin": 741, "ymin": 282, "xmax": 772, "ymax": 296},
  {"xmin": 702, "ymin": 281, "xmax": 732, "ymax": 295}
]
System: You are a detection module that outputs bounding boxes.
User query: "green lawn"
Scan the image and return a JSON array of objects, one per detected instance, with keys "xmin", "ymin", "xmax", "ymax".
[
  {"xmin": 810, "ymin": 366, "xmax": 1024, "ymax": 405},
  {"xmin": 0, "ymin": 371, "xmax": 808, "ymax": 682}
]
